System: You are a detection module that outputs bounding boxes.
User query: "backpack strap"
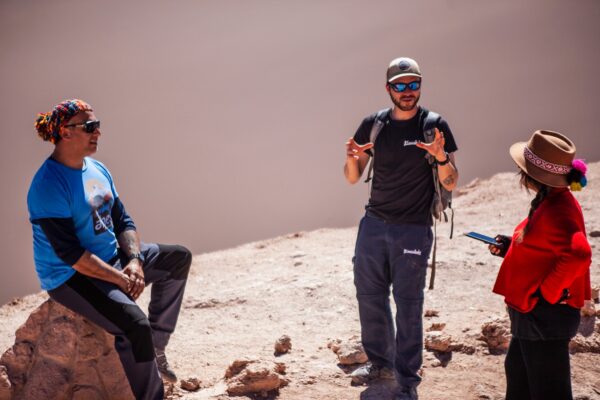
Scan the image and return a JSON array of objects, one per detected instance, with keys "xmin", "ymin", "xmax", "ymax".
[
  {"xmin": 364, "ymin": 108, "xmax": 391, "ymax": 183},
  {"xmin": 429, "ymin": 219, "xmax": 438, "ymax": 290},
  {"xmin": 422, "ymin": 110, "xmax": 441, "ymax": 164}
]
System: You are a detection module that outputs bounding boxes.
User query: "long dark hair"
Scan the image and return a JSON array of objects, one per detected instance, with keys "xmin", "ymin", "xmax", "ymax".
[{"xmin": 516, "ymin": 170, "xmax": 550, "ymax": 242}]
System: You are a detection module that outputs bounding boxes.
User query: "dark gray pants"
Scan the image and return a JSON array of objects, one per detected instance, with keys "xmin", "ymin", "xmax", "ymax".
[
  {"xmin": 353, "ymin": 214, "xmax": 432, "ymax": 389},
  {"xmin": 48, "ymin": 243, "xmax": 192, "ymax": 400}
]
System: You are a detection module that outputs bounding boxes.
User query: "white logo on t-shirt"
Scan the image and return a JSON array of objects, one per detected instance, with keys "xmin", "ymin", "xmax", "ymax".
[{"xmin": 404, "ymin": 249, "xmax": 422, "ymax": 256}]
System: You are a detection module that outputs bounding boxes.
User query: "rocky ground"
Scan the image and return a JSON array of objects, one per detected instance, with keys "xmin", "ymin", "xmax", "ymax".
[{"xmin": 1, "ymin": 163, "xmax": 600, "ymax": 400}]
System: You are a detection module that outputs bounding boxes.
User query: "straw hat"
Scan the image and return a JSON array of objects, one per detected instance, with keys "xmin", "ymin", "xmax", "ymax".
[{"xmin": 509, "ymin": 130, "xmax": 576, "ymax": 188}]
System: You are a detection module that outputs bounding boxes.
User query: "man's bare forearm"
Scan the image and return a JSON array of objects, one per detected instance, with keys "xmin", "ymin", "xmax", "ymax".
[
  {"xmin": 118, "ymin": 229, "xmax": 141, "ymax": 257},
  {"xmin": 437, "ymin": 153, "xmax": 458, "ymax": 191},
  {"xmin": 344, "ymin": 159, "xmax": 361, "ymax": 184},
  {"xmin": 344, "ymin": 155, "xmax": 369, "ymax": 184},
  {"xmin": 73, "ymin": 250, "xmax": 128, "ymax": 287}
]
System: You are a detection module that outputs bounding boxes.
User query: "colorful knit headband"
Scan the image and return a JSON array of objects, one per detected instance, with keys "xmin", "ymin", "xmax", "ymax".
[{"xmin": 34, "ymin": 99, "xmax": 93, "ymax": 143}]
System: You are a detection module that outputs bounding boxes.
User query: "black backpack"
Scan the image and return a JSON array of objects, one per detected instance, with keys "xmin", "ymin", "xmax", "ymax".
[{"xmin": 363, "ymin": 107, "xmax": 454, "ymax": 289}]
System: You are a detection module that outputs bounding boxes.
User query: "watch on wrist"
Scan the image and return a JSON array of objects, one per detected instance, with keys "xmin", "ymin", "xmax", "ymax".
[
  {"xmin": 128, "ymin": 253, "xmax": 145, "ymax": 265},
  {"xmin": 436, "ymin": 152, "xmax": 450, "ymax": 166}
]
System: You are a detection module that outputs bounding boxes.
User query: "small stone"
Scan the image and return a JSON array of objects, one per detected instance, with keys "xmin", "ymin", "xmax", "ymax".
[
  {"xmin": 581, "ymin": 301, "xmax": 596, "ymax": 317},
  {"xmin": 424, "ymin": 332, "xmax": 452, "ymax": 352},
  {"xmin": 331, "ymin": 340, "xmax": 368, "ymax": 365},
  {"xmin": 426, "ymin": 322, "xmax": 446, "ymax": 332},
  {"xmin": 0, "ymin": 365, "xmax": 11, "ymax": 400},
  {"xmin": 589, "ymin": 231, "xmax": 600, "ymax": 237},
  {"xmin": 180, "ymin": 377, "xmax": 201, "ymax": 391},
  {"xmin": 327, "ymin": 339, "xmax": 342, "ymax": 354},
  {"xmin": 569, "ymin": 334, "xmax": 600, "ymax": 354},
  {"xmin": 225, "ymin": 359, "xmax": 288, "ymax": 396},
  {"xmin": 591, "ymin": 286, "xmax": 599, "ymax": 303},
  {"xmin": 291, "ymin": 252, "xmax": 306, "ymax": 258},
  {"xmin": 424, "ymin": 309, "xmax": 439, "ymax": 317},
  {"xmin": 274, "ymin": 335, "xmax": 292, "ymax": 355},
  {"xmin": 480, "ymin": 317, "xmax": 511, "ymax": 354}
]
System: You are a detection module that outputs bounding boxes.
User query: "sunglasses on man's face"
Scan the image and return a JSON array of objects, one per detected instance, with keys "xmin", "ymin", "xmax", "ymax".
[
  {"xmin": 64, "ymin": 120, "xmax": 101, "ymax": 133},
  {"xmin": 389, "ymin": 81, "xmax": 421, "ymax": 93}
]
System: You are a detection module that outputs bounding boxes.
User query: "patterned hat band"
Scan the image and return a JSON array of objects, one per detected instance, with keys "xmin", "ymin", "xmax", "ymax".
[{"xmin": 523, "ymin": 146, "xmax": 570, "ymax": 175}]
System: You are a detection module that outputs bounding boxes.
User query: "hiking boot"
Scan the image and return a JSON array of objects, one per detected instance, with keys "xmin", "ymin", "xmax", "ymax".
[
  {"xmin": 350, "ymin": 363, "xmax": 395, "ymax": 385},
  {"xmin": 155, "ymin": 350, "xmax": 177, "ymax": 383},
  {"xmin": 395, "ymin": 386, "xmax": 418, "ymax": 400}
]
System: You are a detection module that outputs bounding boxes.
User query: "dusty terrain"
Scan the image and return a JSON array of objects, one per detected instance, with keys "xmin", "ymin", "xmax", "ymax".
[{"xmin": 2, "ymin": 163, "xmax": 599, "ymax": 400}]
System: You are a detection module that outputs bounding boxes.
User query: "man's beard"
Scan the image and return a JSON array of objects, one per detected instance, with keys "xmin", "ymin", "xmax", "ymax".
[{"xmin": 389, "ymin": 92, "xmax": 420, "ymax": 111}]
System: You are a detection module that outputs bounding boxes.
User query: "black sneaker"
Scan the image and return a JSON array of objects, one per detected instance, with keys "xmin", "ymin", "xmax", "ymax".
[
  {"xmin": 395, "ymin": 386, "xmax": 418, "ymax": 400},
  {"xmin": 350, "ymin": 363, "xmax": 395, "ymax": 385},
  {"xmin": 155, "ymin": 350, "xmax": 177, "ymax": 383}
]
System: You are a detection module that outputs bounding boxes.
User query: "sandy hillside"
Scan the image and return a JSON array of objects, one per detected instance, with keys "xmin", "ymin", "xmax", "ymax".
[{"xmin": 2, "ymin": 163, "xmax": 599, "ymax": 400}]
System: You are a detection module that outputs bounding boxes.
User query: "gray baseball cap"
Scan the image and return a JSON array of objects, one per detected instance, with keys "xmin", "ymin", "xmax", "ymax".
[{"xmin": 386, "ymin": 57, "xmax": 421, "ymax": 82}]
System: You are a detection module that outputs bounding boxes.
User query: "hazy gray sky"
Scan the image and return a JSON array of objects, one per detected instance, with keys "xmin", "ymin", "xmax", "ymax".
[{"xmin": 1, "ymin": 0, "xmax": 599, "ymax": 304}]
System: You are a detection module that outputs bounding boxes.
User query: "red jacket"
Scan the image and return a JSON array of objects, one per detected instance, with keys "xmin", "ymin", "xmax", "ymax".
[{"xmin": 493, "ymin": 188, "xmax": 592, "ymax": 313}]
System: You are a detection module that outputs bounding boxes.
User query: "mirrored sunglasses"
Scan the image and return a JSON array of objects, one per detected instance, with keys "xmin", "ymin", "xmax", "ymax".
[{"xmin": 389, "ymin": 81, "xmax": 421, "ymax": 93}]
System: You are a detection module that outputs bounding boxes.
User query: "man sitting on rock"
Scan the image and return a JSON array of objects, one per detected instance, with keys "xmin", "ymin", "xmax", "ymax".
[{"xmin": 28, "ymin": 99, "xmax": 192, "ymax": 400}]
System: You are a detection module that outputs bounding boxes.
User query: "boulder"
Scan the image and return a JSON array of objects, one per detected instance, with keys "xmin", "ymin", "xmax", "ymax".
[{"xmin": 0, "ymin": 299, "xmax": 133, "ymax": 400}]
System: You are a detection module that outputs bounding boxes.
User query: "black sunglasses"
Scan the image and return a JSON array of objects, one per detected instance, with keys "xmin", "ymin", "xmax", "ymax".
[
  {"xmin": 64, "ymin": 120, "xmax": 101, "ymax": 133},
  {"xmin": 389, "ymin": 81, "xmax": 421, "ymax": 93}
]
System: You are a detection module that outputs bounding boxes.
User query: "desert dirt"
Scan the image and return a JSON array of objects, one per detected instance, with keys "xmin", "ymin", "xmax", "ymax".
[{"xmin": 2, "ymin": 164, "xmax": 599, "ymax": 400}]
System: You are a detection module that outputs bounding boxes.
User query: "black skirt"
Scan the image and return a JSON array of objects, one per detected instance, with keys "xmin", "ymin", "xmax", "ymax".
[{"xmin": 508, "ymin": 296, "xmax": 580, "ymax": 341}]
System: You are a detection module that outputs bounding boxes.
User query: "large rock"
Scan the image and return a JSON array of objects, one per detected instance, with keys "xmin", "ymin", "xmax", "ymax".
[
  {"xmin": 0, "ymin": 299, "xmax": 133, "ymax": 400},
  {"xmin": 224, "ymin": 359, "xmax": 288, "ymax": 396}
]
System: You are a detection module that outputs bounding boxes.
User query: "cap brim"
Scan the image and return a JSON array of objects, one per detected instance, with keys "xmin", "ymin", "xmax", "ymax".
[
  {"xmin": 387, "ymin": 73, "xmax": 422, "ymax": 82},
  {"xmin": 509, "ymin": 141, "xmax": 569, "ymax": 187}
]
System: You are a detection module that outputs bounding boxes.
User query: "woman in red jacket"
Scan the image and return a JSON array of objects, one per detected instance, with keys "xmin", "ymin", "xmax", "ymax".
[{"xmin": 489, "ymin": 130, "xmax": 591, "ymax": 400}]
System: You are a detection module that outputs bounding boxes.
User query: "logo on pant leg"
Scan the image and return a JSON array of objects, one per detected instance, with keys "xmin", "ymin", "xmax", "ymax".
[{"xmin": 403, "ymin": 249, "xmax": 422, "ymax": 256}]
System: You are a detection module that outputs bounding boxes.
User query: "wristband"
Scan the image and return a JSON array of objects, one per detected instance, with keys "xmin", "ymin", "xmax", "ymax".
[
  {"xmin": 436, "ymin": 152, "xmax": 450, "ymax": 166},
  {"xmin": 128, "ymin": 253, "xmax": 145, "ymax": 265}
]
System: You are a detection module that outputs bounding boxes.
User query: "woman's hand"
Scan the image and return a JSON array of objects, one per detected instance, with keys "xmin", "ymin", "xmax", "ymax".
[
  {"xmin": 488, "ymin": 243, "xmax": 503, "ymax": 256},
  {"xmin": 489, "ymin": 235, "xmax": 511, "ymax": 258}
]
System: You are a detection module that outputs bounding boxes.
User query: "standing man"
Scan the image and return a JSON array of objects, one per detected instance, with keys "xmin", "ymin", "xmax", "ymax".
[
  {"xmin": 344, "ymin": 58, "xmax": 459, "ymax": 400},
  {"xmin": 28, "ymin": 99, "xmax": 192, "ymax": 400}
]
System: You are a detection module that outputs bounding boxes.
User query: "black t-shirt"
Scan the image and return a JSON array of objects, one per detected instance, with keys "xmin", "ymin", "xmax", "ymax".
[{"xmin": 353, "ymin": 107, "xmax": 458, "ymax": 226}]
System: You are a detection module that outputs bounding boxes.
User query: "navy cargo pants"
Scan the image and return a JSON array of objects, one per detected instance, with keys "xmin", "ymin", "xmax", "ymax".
[
  {"xmin": 48, "ymin": 243, "xmax": 192, "ymax": 400},
  {"xmin": 353, "ymin": 213, "xmax": 433, "ymax": 389}
]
